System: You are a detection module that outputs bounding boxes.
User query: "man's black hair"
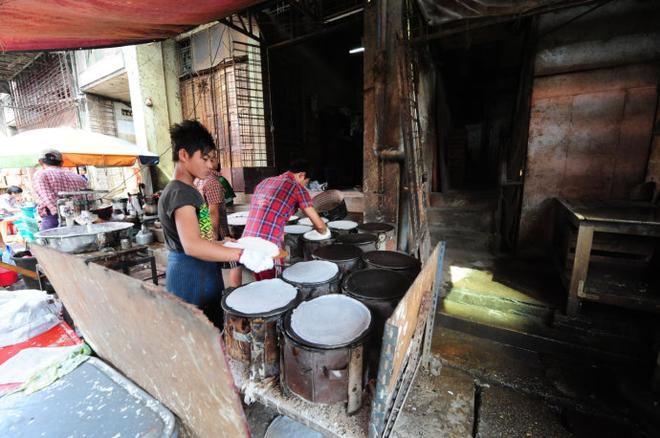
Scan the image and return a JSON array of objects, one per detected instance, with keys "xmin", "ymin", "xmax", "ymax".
[
  {"xmin": 6, "ymin": 186, "xmax": 22, "ymax": 195},
  {"xmin": 170, "ymin": 120, "xmax": 216, "ymax": 162},
  {"xmin": 288, "ymin": 158, "xmax": 310, "ymax": 174}
]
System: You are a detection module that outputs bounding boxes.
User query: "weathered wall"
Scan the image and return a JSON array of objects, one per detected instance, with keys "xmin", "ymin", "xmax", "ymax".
[
  {"xmin": 124, "ymin": 41, "xmax": 183, "ymax": 191},
  {"xmin": 85, "ymin": 94, "xmax": 117, "ymax": 136},
  {"xmin": 518, "ymin": 0, "xmax": 660, "ymax": 253},
  {"xmin": 646, "ymin": 94, "xmax": 660, "ymax": 191}
]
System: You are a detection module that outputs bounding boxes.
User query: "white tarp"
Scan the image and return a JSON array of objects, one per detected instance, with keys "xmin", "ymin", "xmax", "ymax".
[{"xmin": 0, "ymin": 290, "xmax": 62, "ymax": 347}]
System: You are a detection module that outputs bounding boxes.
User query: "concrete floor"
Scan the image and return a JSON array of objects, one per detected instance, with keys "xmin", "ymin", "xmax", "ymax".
[
  {"xmin": 386, "ymin": 327, "xmax": 656, "ymax": 437},
  {"xmin": 6, "ymin": 240, "xmax": 658, "ymax": 437}
]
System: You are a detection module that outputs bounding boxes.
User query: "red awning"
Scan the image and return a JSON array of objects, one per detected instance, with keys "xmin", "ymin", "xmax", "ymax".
[{"xmin": 0, "ymin": 0, "xmax": 261, "ymax": 52}]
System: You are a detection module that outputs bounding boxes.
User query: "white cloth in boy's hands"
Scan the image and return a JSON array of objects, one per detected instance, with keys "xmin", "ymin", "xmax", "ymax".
[{"xmin": 239, "ymin": 249, "xmax": 274, "ymax": 273}]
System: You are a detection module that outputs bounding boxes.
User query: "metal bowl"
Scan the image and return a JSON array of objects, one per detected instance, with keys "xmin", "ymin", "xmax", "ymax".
[{"xmin": 35, "ymin": 222, "xmax": 134, "ymax": 253}]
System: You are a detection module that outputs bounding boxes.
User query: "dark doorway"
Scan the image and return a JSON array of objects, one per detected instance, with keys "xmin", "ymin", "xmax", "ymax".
[
  {"xmin": 429, "ymin": 21, "xmax": 533, "ymax": 254},
  {"xmin": 268, "ymin": 23, "xmax": 363, "ymax": 189},
  {"xmin": 433, "ymin": 23, "xmax": 530, "ymax": 193}
]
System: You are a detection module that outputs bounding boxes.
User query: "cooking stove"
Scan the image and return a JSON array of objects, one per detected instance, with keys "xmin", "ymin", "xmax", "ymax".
[{"xmin": 83, "ymin": 245, "xmax": 161, "ymax": 285}]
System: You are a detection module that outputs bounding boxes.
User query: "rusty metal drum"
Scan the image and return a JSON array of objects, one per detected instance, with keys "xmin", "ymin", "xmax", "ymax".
[
  {"xmin": 362, "ymin": 250, "xmax": 422, "ymax": 281},
  {"xmin": 302, "ymin": 231, "xmax": 335, "ymax": 261},
  {"xmin": 283, "ymin": 224, "xmax": 312, "ymax": 266},
  {"xmin": 222, "ymin": 279, "xmax": 299, "ymax": 380},
  {"xmin": 357, "ymin": 222, "xmax": 394, "ymax": 250},
  {"xmin": 282, "ymin": 260, "xmax": 341, "ymax": 300},
  {"xmin": 312, "ymin": 244, "xmax": 363, "ymax": 277},
  {"xmin": 327, "ymin": 220, "xmax": 359, "ymax": 237},
  {"xmin": 280, "ymin": 295, "xmax": 371, "ymax": 413},
  {"xmin": 335, "ymin": 232, "xmax": 378, "ymax": 253}
]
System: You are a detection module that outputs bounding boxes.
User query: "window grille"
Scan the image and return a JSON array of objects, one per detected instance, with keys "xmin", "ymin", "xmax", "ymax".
[{"xmin": 10, "ymin": 53, "xmax": 78, "ymax": 130}]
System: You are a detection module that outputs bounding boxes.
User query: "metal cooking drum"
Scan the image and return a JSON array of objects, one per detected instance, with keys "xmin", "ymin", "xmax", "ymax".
[
  {"xmin": 222, "ymin": 279, "xmax": 299, "ymax": 380},
  {"xmin": 357, "ymin": 222, "xmax": 394, "ymax": 250},
  {"xmin": 327, "ymin": 220, "xmax": 359, "ymax": 237},
  {"xmin": 282, "ymin": 260, "xmax": 341, "ymax": 300},
  {"xmin": 335, "ymin": 232, "xmax": 378, "ymax": 253},
  {"xmin": 282, "ymin": 224, "xmax": 312, "ymax": 266},
  {"xmin": 362, "ymin": 250, "xmax": 421, "ymax": 281},
  {"xmin": 312, "ymin": 244, "xmax": 363, "ymax": 277},
  {"xmin": 227, "ymin": 212, "xmax": 248, "ymax": 239},
  {"xmin": 342, "ymin": 268, "xmax": 411, "ymax": 330},
  {"xmin": 302, "ymin": 232, "xmax": 335, "ymax": 261},
  {"xmin": 342, "ymin": 269, "xmax": 411, "ymax": 370},
  {"xmin": 280, "ymin": 295, "xmax": 372, "ymax": 413}
]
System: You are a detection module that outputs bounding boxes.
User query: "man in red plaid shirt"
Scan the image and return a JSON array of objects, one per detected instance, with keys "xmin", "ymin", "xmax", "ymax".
[
  {"xmin": 32, "ymin": 149, "xmax": 88, "ymax": 230},
  {"xmin": 242, "ymin": 159, "xmax": 328, "ymax": 280}
]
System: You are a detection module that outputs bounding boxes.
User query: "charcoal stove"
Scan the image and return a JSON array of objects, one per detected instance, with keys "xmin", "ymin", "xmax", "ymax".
[
  {"xmin": 221, "ymin": 279, "xmax": 299, "ymax": 380},
  {"xmin": 280, "ymin": 295, "xmax": 371, "ymax": 414}
]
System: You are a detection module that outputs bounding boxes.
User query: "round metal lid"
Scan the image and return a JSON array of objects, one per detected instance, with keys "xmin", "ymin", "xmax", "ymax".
[
  {"xmin": 222, "ymin": 278, "xmax": 298, "ymax": 316},
  {"xmin": 336, "ymin": 233, "xmax": 378, "ymax": 245},
  {"xmin": 328, "ymin": 220, "xmax": 358, "ymax": 230},
  {"xmin": 313, "ymin": 244, "xmax": 363, "ymax": 262},
  {"xmin": 357, "ymin": 222, "xmax": 394, "ymax": 233},
  {"xmin": 298, "ymin": 217, "xmax": 329, "ymax": 226},
  {"xmin": 282, "ymin": 260, "xmax": 339, "ymax": 284},
  {"xmin": 343, "ymin": 269, "xmax": 411, "ymax": 300},
  {"xmin": 363, "ymin": 250, "xmax": 421, "ymax": 270},
  {"xmin": 284, "ymin": 224, "xmax": 312, "ymax": 235},
  {"xmin": 289, "ymin": 295, "xmax": 371, "ymax": 348}
]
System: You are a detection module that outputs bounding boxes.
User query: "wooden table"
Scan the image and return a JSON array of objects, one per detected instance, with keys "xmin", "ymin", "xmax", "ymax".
[{"xmin": 554, "ymin": 199, "xmax": 660, "ymax": 316}]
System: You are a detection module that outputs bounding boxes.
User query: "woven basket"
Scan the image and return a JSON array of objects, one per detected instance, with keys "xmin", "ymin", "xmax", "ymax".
[{"xmin": 312, "ymin": 190, "xmax": 347, "ymax": 221}]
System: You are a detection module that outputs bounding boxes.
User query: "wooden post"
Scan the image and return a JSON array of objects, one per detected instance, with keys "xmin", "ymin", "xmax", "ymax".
[
  {"xmin": 363, "ymin": 0, "xmax": 403, "ymax": 243},
  {"xmin": 567, "ymin": 225, "xmax": 594, "ymax": 316},
  {"xmin": 347, "ymin": 344, "xmax": 364, "ymax": 415}
]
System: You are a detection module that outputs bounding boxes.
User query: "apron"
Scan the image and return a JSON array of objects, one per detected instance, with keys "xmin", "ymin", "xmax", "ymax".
[{"xmin": 166, "ymin": 251, "xmax": 224, "ymax": 327}]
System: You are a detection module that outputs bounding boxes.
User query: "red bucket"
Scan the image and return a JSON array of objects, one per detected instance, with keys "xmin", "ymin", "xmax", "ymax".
[{"xmin": 0, "ymin": 266, "xmax": 18, "ymax": 286}]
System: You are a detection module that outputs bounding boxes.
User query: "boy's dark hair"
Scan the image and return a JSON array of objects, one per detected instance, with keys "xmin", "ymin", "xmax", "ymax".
[
  {"xmin": 6, "ymin": 186, "xmax": 22, "ymax": 195},
  {"xmin": 170, "ymin": 120, "xmax": 216, "ymax": 162},
  {"xmin": 288, "ymin": 158, "xmax": 310, "ymax": 174}
]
